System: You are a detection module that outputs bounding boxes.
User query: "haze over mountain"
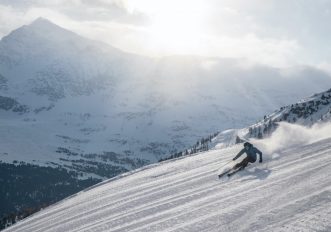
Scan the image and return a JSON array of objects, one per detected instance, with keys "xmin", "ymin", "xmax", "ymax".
[{"xmin": 1, "ymin": 18, "xmax": 331, "ymax": 178}]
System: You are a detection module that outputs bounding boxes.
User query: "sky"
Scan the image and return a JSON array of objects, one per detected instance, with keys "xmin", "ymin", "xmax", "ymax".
[{"xmin": 1, "ymin": 0, "xmax": 331, "ymax": 69}]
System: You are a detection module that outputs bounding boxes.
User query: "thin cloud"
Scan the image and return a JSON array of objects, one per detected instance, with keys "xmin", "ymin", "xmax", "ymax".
[
  {"xmin": 1, "ymin": 0, "xmax": 331, "ymax": 68},
  {"xmin": 0, "ymin": 0, "xmax": 149, "ymax": 24}
]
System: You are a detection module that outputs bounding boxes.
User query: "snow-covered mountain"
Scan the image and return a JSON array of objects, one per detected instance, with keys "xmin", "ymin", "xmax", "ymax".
[
  {"xmin": 0, "ymin": 17, "xmax": 138, "ymax": 101},
  {"xmin": 212, "ymin": 88, "xmax": 331, "ymax": 148},
  {"xmin": 4, "ymin": 124, "xmax": 331, "ymax": 231},
  {"xmin": 1, "ymin": 18, "xmax": 331, "ymax": 180},
  {"xmin": 1, "ymin": 19, "xmax": 331, "ymax": 223}
]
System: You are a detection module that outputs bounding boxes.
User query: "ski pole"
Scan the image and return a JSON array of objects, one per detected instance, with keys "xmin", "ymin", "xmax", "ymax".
[{"xmin": 218, "ymin": 160, "xmax": 233, "ymax": 169}]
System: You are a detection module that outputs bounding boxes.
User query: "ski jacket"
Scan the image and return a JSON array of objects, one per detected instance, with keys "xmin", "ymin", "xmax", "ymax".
[{"xmin": 233, "ymin": 146, "xmax": 262, "ymax": 162}]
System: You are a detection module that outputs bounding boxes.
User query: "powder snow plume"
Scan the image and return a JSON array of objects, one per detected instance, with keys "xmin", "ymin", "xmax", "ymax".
[{"xmin": 253, "ymin": 122, "xmax": 331, "ymax": 158}]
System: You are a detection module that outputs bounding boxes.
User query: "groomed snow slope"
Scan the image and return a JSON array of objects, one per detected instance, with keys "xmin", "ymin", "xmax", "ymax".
[{"xmin": 5, "ymin": 138, "xmax": 331, "ymax": 232}]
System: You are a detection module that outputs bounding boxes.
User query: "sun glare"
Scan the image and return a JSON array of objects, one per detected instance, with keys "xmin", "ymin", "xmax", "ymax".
[{"xmin": 127, "ymin": 0, "xmax": 208, "ymax": 56}]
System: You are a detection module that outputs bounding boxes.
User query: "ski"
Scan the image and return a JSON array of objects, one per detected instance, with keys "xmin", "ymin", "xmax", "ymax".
[
  {"xmin": 227, "ymin": 167, "xmax": 244, "ymax": 177},
  {"xmin": 218, "ymin": 169, "xmax": 232, "ymax": 179}
]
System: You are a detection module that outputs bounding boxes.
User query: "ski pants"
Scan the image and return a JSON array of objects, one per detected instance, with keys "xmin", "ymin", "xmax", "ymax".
[{"xmin": 234, "ymin": 156, "xmax": 256, "ymax": 169}]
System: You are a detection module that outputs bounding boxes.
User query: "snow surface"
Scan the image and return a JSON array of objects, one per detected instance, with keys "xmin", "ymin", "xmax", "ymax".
[{"xmin": 5, "ymin": 132, "xmax": 331, "ymax": 231}]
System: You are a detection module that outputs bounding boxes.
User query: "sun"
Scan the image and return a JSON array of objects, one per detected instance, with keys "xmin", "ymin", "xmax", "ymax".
[{"xmin": 126, "ymin": 0, "xmax": 208, "ymax": 56}]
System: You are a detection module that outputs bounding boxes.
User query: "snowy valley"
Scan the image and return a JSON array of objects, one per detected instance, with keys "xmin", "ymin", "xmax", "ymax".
[{"xmin": 1, "ymin": 18, "xmax": 331, "ymax": 230}]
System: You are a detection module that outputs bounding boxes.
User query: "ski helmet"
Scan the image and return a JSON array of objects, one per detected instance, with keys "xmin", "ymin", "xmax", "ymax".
[{"xmin": 244, "ymin": 142, "xmax": 252, "ymax": 148}]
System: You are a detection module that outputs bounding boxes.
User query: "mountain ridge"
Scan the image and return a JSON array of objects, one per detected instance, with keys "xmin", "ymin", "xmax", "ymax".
[{"xmin": 210, "ymin": 88, "xmax": 331, "ymax": 149}]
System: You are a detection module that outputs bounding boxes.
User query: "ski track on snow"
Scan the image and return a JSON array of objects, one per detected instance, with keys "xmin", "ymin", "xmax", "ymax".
[{"xmin": 5, "ymin": 139, "xmax": 331, "ymax": 232}]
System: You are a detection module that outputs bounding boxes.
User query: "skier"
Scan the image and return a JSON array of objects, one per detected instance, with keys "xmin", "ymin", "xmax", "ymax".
[
  {"xmin": 232, "ymin": 142, "xmax": 263, "ymax": 170},
  {"xmin": 219, "ymin": 142, "xmax": 263, "ymax": 178}
]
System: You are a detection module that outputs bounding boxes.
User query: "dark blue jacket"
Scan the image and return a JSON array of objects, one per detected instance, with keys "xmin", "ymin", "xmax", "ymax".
[{"xmin": 234, "ymin": 146, "xmax": 262, "ymax": 162}]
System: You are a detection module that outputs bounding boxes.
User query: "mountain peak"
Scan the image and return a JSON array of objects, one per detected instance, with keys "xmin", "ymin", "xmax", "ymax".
[
  {"xmin": 27, "ymin": 17, "xmax": 67, "ymax": 33},
  {"xmin": 0, "ymin": 17, "xmax": 70, "ymax": 43},
  {"xmin": 0, "ymin": 17, "xmax": 83, "ymax": 45},
  {"xmin": 30, "ymin": 17, "xmax": 56, "ymax": 27}
]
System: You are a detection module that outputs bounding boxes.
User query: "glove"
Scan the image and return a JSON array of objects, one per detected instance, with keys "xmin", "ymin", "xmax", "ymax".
[{"xmin": 259, "ymin": 158, "xmax": 263, "ymax": 163}]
